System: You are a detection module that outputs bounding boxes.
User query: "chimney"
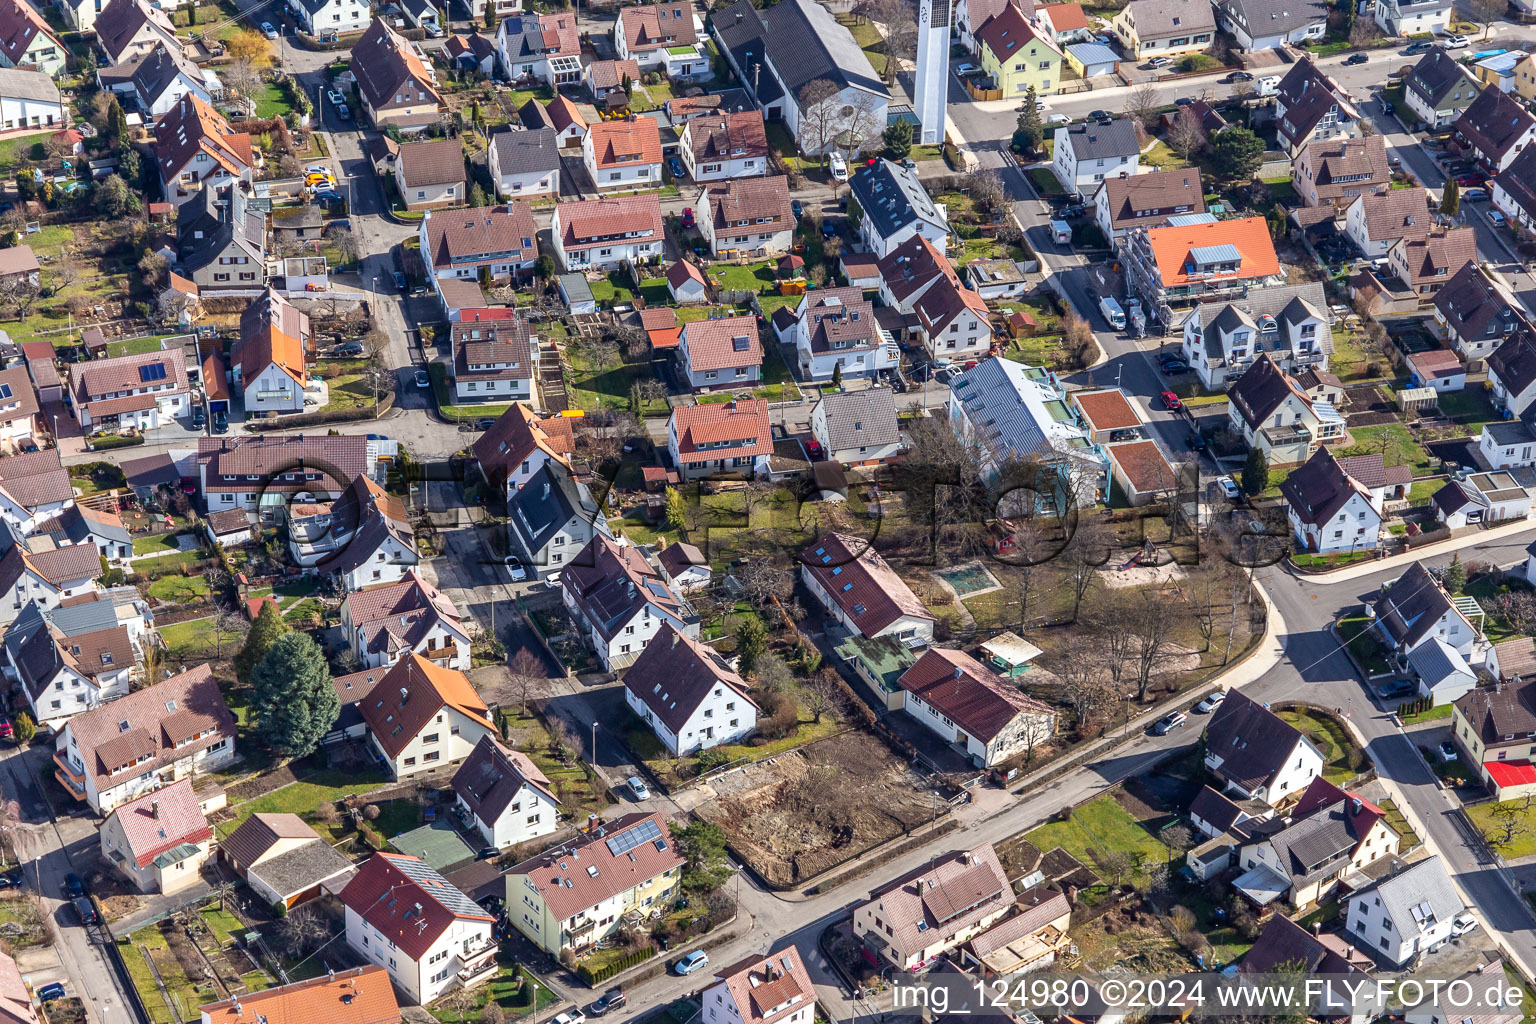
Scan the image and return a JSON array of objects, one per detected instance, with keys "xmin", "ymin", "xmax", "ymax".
[
  {"xmin": 151, "ymin": 800, "xmax": 159, "ymax": 819},
  {"xmin": 1351, "ymin": 797, "xmax": 1362, "ymax": 814},
  {"xmin": 588, "ymin": 812, "xmax": 599, "ymax": 831}
]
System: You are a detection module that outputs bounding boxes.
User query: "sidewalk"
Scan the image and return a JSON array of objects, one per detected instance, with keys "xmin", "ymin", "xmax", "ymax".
[{"xmin": 1299, "ymin": 518, "xmax": 1536, "ymax": 585}]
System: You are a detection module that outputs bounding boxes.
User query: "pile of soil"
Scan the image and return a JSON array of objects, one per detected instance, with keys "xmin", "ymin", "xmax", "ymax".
[{"xmin": 695, "ymin": 732, "xmax": 945, "ymax": 886}]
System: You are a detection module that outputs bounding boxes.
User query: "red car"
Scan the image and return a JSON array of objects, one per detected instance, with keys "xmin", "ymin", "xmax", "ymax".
[
  {"xmin": 1455, "ymin": 174, "xmax": 1487, "ymax": 188},
  {"xmin": 1161, "ymin": 391, "xmax": 1183, "ymax": 411},
  {"xmin": 0, "ymin": 719, "xmax": 15, "ymax": 741},
  {"xmin": 803, "ymin": 439, "xmax": 825, "ymax": 460},
  {"xmin": 680, "ymin": 208, "xmax": 695, "ymax": 229}
]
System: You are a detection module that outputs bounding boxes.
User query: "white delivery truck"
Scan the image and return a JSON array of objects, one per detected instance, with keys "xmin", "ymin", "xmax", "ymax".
[
  {"xmin": 1050, "ymin": 219, "xmax": 1072, "ymax": 244},
  {"xmin": 1099, "ymin": 296, "xmax": 1126, "ymax": 329}
]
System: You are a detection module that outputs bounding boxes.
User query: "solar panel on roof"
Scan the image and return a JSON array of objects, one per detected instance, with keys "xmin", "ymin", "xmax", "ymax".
[
  {"xmin": 606, "ymin": 817, "xmax": 663, "ymax": 856},
  {"xmin": 139, "ymin": 363, "xmax": 168, "ymax": 382},
  {"xmin": 0, "ymin": 384, "xmax": 12, "ymax": 400}
]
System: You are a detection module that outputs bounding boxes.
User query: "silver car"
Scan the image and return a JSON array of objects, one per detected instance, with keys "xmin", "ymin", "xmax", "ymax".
[{"xmin": 628, "ymin": 776, "xmax": 651, "ymax": 800}]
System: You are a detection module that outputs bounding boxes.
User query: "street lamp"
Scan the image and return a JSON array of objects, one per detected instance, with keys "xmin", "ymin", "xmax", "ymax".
[{"xmin": 591, "ymin": 722, "xmax": 598, "ymax": 766}]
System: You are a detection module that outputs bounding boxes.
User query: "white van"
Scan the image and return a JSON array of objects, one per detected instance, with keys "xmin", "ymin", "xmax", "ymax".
[
  {"xmin": 1256, "ymin": 75, "xmax": 1281, "ymax": 96},
  {"xmin": 828, "ymin": 152, "xmax": 849, "ymax": 182},
  {"xmin": 1099, "ymin": 295, "xmax": 1126, "ymax": 329}
]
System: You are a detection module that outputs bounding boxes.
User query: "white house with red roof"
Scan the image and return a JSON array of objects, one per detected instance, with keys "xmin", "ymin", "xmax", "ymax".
[
  {"xmin": 896, "ymin": 648, "xmax": 1057, "ymax": 767},
  {"xmin": 503, "ymin": 811, "xmax": 686, "ymax": 954},
  {"xmin": 582, "ymin": 117, "xmax": 663, "ymax": 191},
  {"xmin": 419, "ymin": 204, "xmax": 540, "ymax": 298},
  {"xmin": 358, "ymin": 653, "xmax": 498, "ymax": 780},
  {"xmin": 199, "ymin": 967, "xmax": 401, "ymax": 1024},
  {"xmin": 559, "ymin": 535, "xmax": 697, "ymax": 672},
  {"xmin": 470, "ymin": 405, "xmax": 575, "ymax": 499},
  {"xmin": 701, "ymin": 948, "xmax": 817, "ymax": 1024},
  {"xmin": 550, "ymin": 194, "xmax": 664, "ymax": 272},
  {"xmin": 68, "ymin": 349, "xmax": 190, "ymax": 431},
  {"xmin": 97, "ymin": 778, "xmax": 213, "ymax": 893},
  {"xmin": 341, "ymin": 852, "xmax": 498, "ymax": 1004},
  {"xmin": 667, "ymin": 399, "xmax": 773, "ymax": 481},
  {"xmin": 624, "ymin": 623, "xmax": 756, "ymax": 755},
  {"xmin": 852, "ymin": 843, "xmax": 1012, "ymax": 970},
  {"xmin": 340, "ymin": 571, "xmax": 470, "ymax": 672},
  {"xmin": 678, "ymin": 314, "xmax": 763, "ymax": 390},
  {"xmin": 153, "ymin": 94, "xmax": 254, "ymax": 200},
  {"xmin": 801, "ymin": 533, "xmax": 935, "ymax": 644},
  {"xmin": 451, "ymin": 734, "xmax": 561, "ymax": 849}
]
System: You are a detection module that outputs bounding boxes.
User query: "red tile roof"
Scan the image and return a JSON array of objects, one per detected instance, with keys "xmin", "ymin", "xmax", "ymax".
[
  {"xmin": 154, "ymin": 94, "xmax": 253, "ymax": 185},
  {"xmin": 718, "ymin": 947, "xmax": 816, "ymax": 1024},
  {"xmin": 557, "ymin": 194, "xmax": 663, "ymax": 253},
  {"xmin": 422, "ymin": 204, "xmax": 538, "ymax": 271},
  {"xmin": 108, "ymin": 778, "xmax": 211, "ymax": 868},
  {"xmin": 472, "ymin": 405, "xmax": 575, "ymax": 481},
  {"xmin": 201, "ymin": 966, "xmax": 401, "ymax": 1024},
  {"xmin": 619, "ymin": 2, "xmax": 697, "ymax": 51},
  {"xmin": 585, "ymin": 117, "xmax": 663, "ymax": 170},
  {"xmin": 1038, "ymin": 2, "xmax": 1088, "ymax": 30},
  {"xmin": 898, "ymin": 648, "xmax": 1055, "ymax": 743},
  {"xmin": 801, "ymin": 533, "xmax": 934, "ymax": 637},
  {"xmin": 506, "ymin": 811, "xmax": 684, "ymax": 920},
  {"xmin": 1105, "ymin": 439, "xmax": 1177, "ymax": 494},
  {"xmin": 670, "ymin": 399, "xmax": 772, "ymax": 464},
  {"xmin": 338, "ymin": 853, "xmax": 493, "ymax": 961},
  {"xmin": 1146, "ymin": 217, "xmax": 1280, "ymax": 288},
  {"xmin": 679, "ymin": 315, "xmax": 761, "ymax": 372},
  {"xmin": 358, "ymin": 653, "xmax": 493, "ymax": 759},
  {"xmin": 1072, "ymin": 389, "xmax": 1140, "ymax": 432}
]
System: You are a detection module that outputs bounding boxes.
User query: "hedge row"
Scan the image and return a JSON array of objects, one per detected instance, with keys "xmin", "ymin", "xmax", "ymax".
[{"xmin": 575, "ymin": 947, "xmax": 654, "ymax": 986}]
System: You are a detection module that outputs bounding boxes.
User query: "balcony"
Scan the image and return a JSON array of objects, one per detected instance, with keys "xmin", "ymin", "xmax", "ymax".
[
  {"xmin": 52, "ymin": 752, "xmax": 86, "ymax": 801},
  {"xmin": 457, "ymin": 957, "xmax": 498, "ymax": 985}
]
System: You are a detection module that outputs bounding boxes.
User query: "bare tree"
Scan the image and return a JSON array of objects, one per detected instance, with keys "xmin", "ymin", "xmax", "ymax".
[
  {"xmin": 1122, "ymin": 82, "xmax": 1162, "ymax": 130},
  {"xmin": 737, "ymin": 552, "xmax": 794, "ymax": 609},
  {"xmin": 1168, "ymin": 106, "xmax": 1208, "ymax": 162},
  {"xmin": 1347, "ymin": 18, "xmax": 1381, "ymax": 46},
  {"xmin": 156, "ymin": 289, "xmax": 197, "ymax": 327},
  {"xmin": 796, "ymin": 80, "xmax": 841, "ymax": 162},
  {"xmin": 1051, "ymin": 644, "xmax": 1118, "ymax": 728},
  {"xmin": 964, "ymin": 169, "xmax": 1009, "ymax": 221},
  {"xmin": 1099, "ymin": 848, "xmax": 1134, "ymax": 888},
  {"xmin": 0, "ymin": 278, "xmax": 38, "ymax": 320},
  {"xmin": 804, "ymin": 669, "xmax": 848, "ymax": 724},
  {"xmin": 220, "ymin": 59, "xmax": 263, "ymax": 115},
  {"xmin": 842, "ymin": 90, "xmax": 886, "ymax": 161},
  {"xmin": 509, "ymin": 647, "xmax": 544, "ymax": 716},
  {"xmin": 208, "ymin": 879, "xmax": 237, "ymax": 910},
  {"xmin": 1126, "ymin": 587, "xmax": 1183, "ymax": 701},
  {"xmin": 870, "ymin": 0, "xmax": 917, "ymax": 84},
  {"xmin": 1486, "ymin": 797, "xmax": 1533, "ymax": 851},
  {"xmin": 212, "ymin": 610, "xmax": 248, "ymax": 659},
  {"xmin": 1466, "ymin": 0, "xmax": 1504, "ymax": 37},
  {"xmin": 1064, "ymin": 520, "xmax": 1111, "ymax": 621}
]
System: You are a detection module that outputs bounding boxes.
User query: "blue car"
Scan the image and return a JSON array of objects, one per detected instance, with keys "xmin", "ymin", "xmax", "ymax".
[
  {"xmin": 668, "ymin": 156, "xmax": 685, "ymax": 179},
  {"xmin": 312, "ymin": 191, "xmax": 343, "ymax": 205},
  {"xmin": 37, "ymin": 984, "xmax": 64, "ymax": 1002},
  {"xmin": 675, "ymin": 951, "xmax": 710, "ymax": 975}
]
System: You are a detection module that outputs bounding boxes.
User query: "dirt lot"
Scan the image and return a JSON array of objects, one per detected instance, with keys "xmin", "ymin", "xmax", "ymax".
[{"xmin": 692, "ymin": 731, "xmax": 947, "ymax": 887}]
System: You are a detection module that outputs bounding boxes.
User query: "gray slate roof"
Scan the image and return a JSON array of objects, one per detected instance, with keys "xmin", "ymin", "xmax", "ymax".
[
  {"xmin": 0, "ymin": 68, "xmax": 58, "ymax": 105},
  {"xmin": 247, "ymin": 839, "xmax": 355, "ymax": 898},
  {"xmin": 1216, "ymin": 0, "xmax": 1329, "ymax": 37},
  {"xmin": 1406, "ymin": 637, "xmax": 1475, "ymax": 689},
  {"xmin": 1060, "ymin": 118, "xmax": 1139, "ymax": 161},
  {"xmin": 816, "ymin": 387, "xmax": 899, "ymax": 453},
  {"xmin": 847, "ymin": 159, "xmax": 946, "ymax": 242},
  {"xmin": 491, "ymin": 127, "xmax": 560, "ymax": 176},
  {"xmin": 1202, "ymin": 691, "xmax": 1313, "ymax": 794},
  {"xmin": 1407, "ymin": 47, "xmax": 1479, "ymax": 109},
  {"xmin": 511, "ymin": 463, "xmax": 602, "ymax": 552},
  {"xmin": 1121, "ymin": 0, "xmax": 1215, "ymax": 39},
  {"xmin": 713, "ymin": 0, "xmax": 887, "ymax": 108},
  {"xmin": 1350, "ymin": 856, "xmax": 1462, "ymax": 941}
]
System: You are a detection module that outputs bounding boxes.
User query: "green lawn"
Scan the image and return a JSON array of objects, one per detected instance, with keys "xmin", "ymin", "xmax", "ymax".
[
  {"xmin": 1023, "ymin": 793, "xmax": 1175, "ymax": 887},
  {"xmin": 1028, "ymin": 167, "xmax": 1064, "ymax": 196},
  {"xmin": 1340, "ymin": 423, "xmax": 1434, "ymax": 474},
  {"xmin": 565, "ymin": 345, "xmax": 670, "ymax": 416},
  {"xmin": 1277, "ymin": 709, "xmax": 1362, "ymax": 785},
  {"xmin": 1338, "ymin": 615, "xmax": 1391, "ymax": 676},
  {"xmin": 133, "ymin": 533, "xmax": 189, "ymax": 556},
  {"xmin": 1437, "ymin": 388, "xmax": 1499, "ymax": 431},
  {"xmin": 426, "ymin": 362, "xmax": 514, "ymax": 423},
  {"xmin": 429, "ymin": 965, "xmax": 554, "ymax": 1022},
  {"xmin": 134, "ymin": 548, "xmax": 205, "ymax": 574},
  {"xmin": 1290, "ymin": 550, "xmax": 1372, "ymax": 570},
  {"xmin": 159, "ymin": 617, "xmax": 218, "ymax": 663},
  {"xmin": 147, "ymin": 575, "xmax": 210, "ymax": 603},
  {"xmin": 1402, "ymin": 702, "xmax": 1454, "ymax": 724},
  {"xmin": 1378, "ymin": 798, "xmax": 1420, "ymax": 850},
  {"xmin": 710, "ymin": 260, "xmax": 777, "ymax": 294},
  {"xmin": 214, "ymin": 769, "xmax": 392, "ymax": 839},
  {"xmin": 254, "ymin": 83, "xmax": 295, "ymax": 120},
  {"xmin": 1140, "ymin": 140, "xmax": 1187, "ymax": 170},
  {"xmin": 1468, "ymin": 799, "xmax": 1536, "ymax": 858}
]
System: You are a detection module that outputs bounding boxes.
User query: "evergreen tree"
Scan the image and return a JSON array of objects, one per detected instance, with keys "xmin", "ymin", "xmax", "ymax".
[
  {"xmin": 671, "ymin": 820, "xmax": 731, "ymax": 892},
  {"xmin": 882, "ymin": 119, "xmax": 912, "ymax": 160},
  {"xmin": 251, "ymin": 633, "xmax": 339, "ymax": 758},
  {"xmin": 1208, "ymin": 127, "xmax": 1265, "ymax": 181},
  {"xmin": 830, "ymin": 361, "xmax": 843, "ymax": 388},
  {"xmin": 621, "ymin": 73, "xmax": 633, "ymax": 98},
  {"xmin": 13, "ymin": 170, "xmax": 33, "ymax": 203},
  {"xmin": 234, "ymin": 600, "xmax": 289, "ymax": 683},
  {"xmin": 467, "ymin": 183, "xmax": 487, "ymax": 207},
  {"xmin": 735, "ymin": 617, "xmax": 768, "ymax": 672},
  {"xmin": 1441, "ymin": 177, "xmax": 1460, "ymax": 218},
  {"xmin": 94, "ymin": 175, "xmax": 139, "ymax": 219},
  {"xmin": 1240, "ymin": 446, "xmax": 1269, "ymax": 496},
  {"xmin": 118, "ymin": 148, "xmax": 142, "ymax": 189},
  {"xmin": 1013, "ymin": 87, "xmax": 1044, "ymax": 154},
  {"xmin": 1442, "ymin": 553, "xmax": 1466, "ymax": 594},
  {"xmin": 13, "ymin": 712, "xmax": 33, "ymax": 745},
  {"xmin": 107, "ymin": 99, "xmax": 129, "ymax": 142},
  {"xmin": 664, "ymin": 486, "xmax": 688, "ymax": 532}
]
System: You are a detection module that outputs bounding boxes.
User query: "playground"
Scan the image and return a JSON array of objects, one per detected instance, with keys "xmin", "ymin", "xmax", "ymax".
[
  {"xmin": 933, "ymin": 561, "xmax": 1001, "ymax": 598},
  {"xmin": 1101, "ymin": 548, "xmax": 1188, "ymax": 590}
]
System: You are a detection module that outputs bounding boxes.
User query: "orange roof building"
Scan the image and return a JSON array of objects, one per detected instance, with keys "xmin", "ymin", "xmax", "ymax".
[
  {"xmin": 357, "ymin": 653, "xmax": 498, "ymax": 779},
  {"xmin": 667, "ymin": 399, "xmax": 773, "ymax": 480},
  {"xmin": 153, "ymin": 93, "xmax": 254, "ymax": 198},
  {"xmin": 201, "ymin": 966, "xmax": 401, "ymax": 1024},
  {"xmin": 1123, "ymin": 216, "xmax": 1284, "ymax": 313},
  {"xmin": 582, "ymin": 116, "xmax": 663, "ymax": 190}
]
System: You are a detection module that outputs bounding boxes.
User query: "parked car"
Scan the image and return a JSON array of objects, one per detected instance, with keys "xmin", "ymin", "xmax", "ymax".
[
  {"xmin": 1173, "ymin": 96, "xmax": 1193, "ymax": 106},
  {"xmin": 1046, "ymin": 113, "xmax": 1072, "ymax": 124},
  {"xmin": 1379, "ymin": 99, "xmax": 1394, "ymax": 115},
  {"xmin": 212, "ymin": 410, "xmax": 228, "ymax": 433},
  {"xmin": 336, "ymin": 341, "xmax": 364, "ymax": 356},
  {"xmin": 504, "ymin": 558, "xmax": 528, "ymax": 581},
  {"xmin": 589, "ymin": 989, "xmax": 627, "ymax": 1016},
  {"xmin": 477, "ymin": 847, "xmax": 500, "ymax": 861},
  {"xmin": 791, "ymin": 199, "xmax": 803, "ymax": 219},
  {"xmin": 1186, "ymin": 431, "xmax": 1207, "ymax": 452},
  {"xmin": 1216, "ymin": 475, "xmax": 1242, "ymax": 501},
  {"xmin": 1108, "ymin": 428, "xmax": 1138, "ymax": 442},
  {"xmin": 73, "ymin": 897, "xmax": 97, "ymax": 926},
  {"xmin": 822, "ymin": 218, "xmax": 838, "ymax": 239},
  {"xmin": 1088, "ymin": 109, "xmax": 1111, "ymax": 122},
  {"xmin": 0, "ymin": 717, "xmax": 15, "ymax": 741},
  {"xmin": 1403, "ymin": 39, "xmax": 1433, "ymax": 53},
  {"xmin": 1441, "ymin": 33, "xmax": 1469, "ymax": 48},
  {"xmin": 191, "ymin": 405, "xmax": 206, "ymax": 429},
  {"xmin": 1161, "ymin": 359, "xmax": 1190, "ymax": 375},
  {"xmin": 311, "ymin": 191, "xmax": 344, "ymax": 205},
  {"xmin": 1194, "ymin": 691, "xmax": 1226, "ymax": 714},
  {"xmin": 304, "ymin": 172, "xmax": 332, "ymax": 187},
  {"xmin": 367, "ymin": 434, "xmax": 389, "ymax": 441},
  {"xmin": 675, "ymin": 951, "xmax": 710, "ymax": 975},
  {"xmin": 1455, "ymin": 173, "xmax": 1487, "ymax": 187},
  {"xmin": 627, "ymin": 776, "xmax": 651, "ymax": 800},
  {"xmin": 64, "ymin": 874, "xmax": 84, "ymax": 899},
  {"xmin": 1451, "ymin": 913, "xmax": 1477, "ymax": 936},
  {"xmin": 680, "ymin": 207, "xmax": 695, "ymax": 229},
  {"xmin": 668, "ymin": 156, "xmax": 685, "ymax": 179},
  {"xmin": 954, "ymin": 62, "xmax": 980, "ymax": 76},
  {"xmin": 261, "ymin": 20, "xmax": 277, "ymax": 37},
  {"xmin": 1225, "ymin": 70, "xmax": 1254, "ymax": 82},
  {"xmin": 1464, "ymin": 187, "xmax": 1491, "ymax": 203},
  {"xmin": 803, "ymin": 439, "xmax": 825, "ymax": 460},
  {"xmin": 1378, "ymin": 679, "xmax": 1416, "ymax": 699},
  {"xmin": 553, "ymin": 1013, "xmax": 587, "ymax": 1024},
  {"xmin": 1146, "ymin": 56, "xmax": 1172, "ymax": 69},
  {"xmin": 1344, "ymin": 52, "xmax": 1368, "ymax": 65},
  {"xmin": 414, "ymin": 370, "xmax": 429, "ymax": 388},
  {"xmin": 37, "ymin": 984, "xmax": 64, "ymax": 1003},
  {"xmin": 1438, "ymin": 741, "xmax": 1459, "ymax": 762},
  {"xmin": 828, "ymin": 152, "xmax": 849, "ymax": 182},
  {"xmin": 1489, "ymin": 209, "xmax": 1507, "ymax": 227},
  {"xmin": 1150, "ymin": 712, "xmax": 1187, "ymax": 736},
  {"xmin": 1160, "ymin": 390, "xmax": 1183, "ymax": 411}
]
